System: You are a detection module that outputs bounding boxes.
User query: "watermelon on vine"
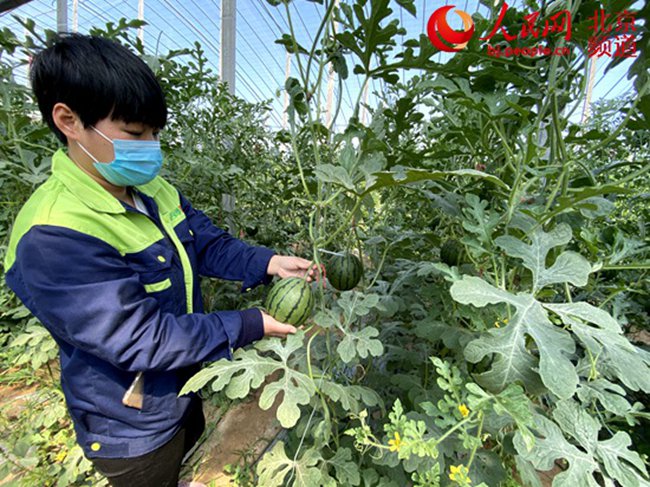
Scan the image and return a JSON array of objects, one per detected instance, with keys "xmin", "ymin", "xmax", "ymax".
[
  {"xmin": 264, "ymin": 277, "xmax": 314, "ymax": 326},
  {"xmin": 440, "ymin": 239, "xmax": 465, "ymax": 267},
  {"xmin": 326, "ymin": 252, "xmax": 363, "ymax": 291}
]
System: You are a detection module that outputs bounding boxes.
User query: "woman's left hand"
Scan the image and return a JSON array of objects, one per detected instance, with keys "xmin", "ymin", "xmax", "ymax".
[{"xmin": 267, "ymin": 255, "xmax": 324, "ymax": 283}]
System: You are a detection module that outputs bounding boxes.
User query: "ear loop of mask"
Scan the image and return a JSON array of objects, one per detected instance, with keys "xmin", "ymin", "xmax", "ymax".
[
  {"xmin": 76, "ymin": 126, "xmax": 112, "ymax": 164},
  {"xmin": 92, "ymin": 126, "xmax": 114, "ymax": 143}
]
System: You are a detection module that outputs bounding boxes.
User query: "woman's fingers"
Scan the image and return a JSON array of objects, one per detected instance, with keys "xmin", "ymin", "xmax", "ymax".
[{"xmin": 261, "ymin": 311, "xmax": 297, "ymax": 338}]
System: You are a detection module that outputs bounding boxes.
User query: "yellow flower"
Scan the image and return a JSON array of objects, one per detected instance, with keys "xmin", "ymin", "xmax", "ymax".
[
  {"xmin": 495, "ymin": 317, "xmax": 509, "ymax": 328},
  {"xmin": 458, "ymin": 403, "xmax": 470, "ymax": 418},
  {"xmin": 449, "ymin": 464, "xmax": 471, "ymax": 484},
  {"xmin": 388, "ymin": 431, "xmax": 402, "ymax": 452},
  {"xmin": 55, "ymin": 450, "xmax": 67, "ymax": 463}
]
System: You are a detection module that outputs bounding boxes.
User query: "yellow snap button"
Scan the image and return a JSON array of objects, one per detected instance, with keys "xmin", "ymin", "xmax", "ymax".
[
  {"xmin": 189, "ymin": 230, "xmax": 194, "ymax": 236},
  {"xmin": 157, "ymin": 255, "xmax": 166, "ymax": 263},
  {"xmin": 91, "ymin": 442, "xmax": 101, "ymax": 452}
]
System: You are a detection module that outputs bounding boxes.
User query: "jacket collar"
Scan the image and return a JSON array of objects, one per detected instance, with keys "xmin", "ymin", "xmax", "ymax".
[{"xmin": 51, "ymin": 148, "xmax": 164, "ymax": 214}]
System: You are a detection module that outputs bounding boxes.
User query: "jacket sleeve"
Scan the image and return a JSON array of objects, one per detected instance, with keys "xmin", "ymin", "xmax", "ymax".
[
  {"xmin": 178, "ymin": 191, "xmax": 276, "ymax": 293},
  {"xmin": 5, "ymin": 224, "xmax": 265, "ymax": 372}
]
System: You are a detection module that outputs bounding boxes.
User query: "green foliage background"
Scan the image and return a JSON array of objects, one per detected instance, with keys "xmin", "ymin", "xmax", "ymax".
[{"xmin": 1, "ymin": 0, "xmax": 649, "ymax": 485}]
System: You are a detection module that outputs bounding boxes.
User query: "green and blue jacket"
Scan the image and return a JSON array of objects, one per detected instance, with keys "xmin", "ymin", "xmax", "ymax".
[{"xmin": 3, "ymin": 149, "xmax": 275, "ymax": 459}]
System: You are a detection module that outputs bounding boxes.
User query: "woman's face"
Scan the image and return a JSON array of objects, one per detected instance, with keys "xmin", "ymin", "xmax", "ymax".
[{"xmin": 80, "ymin": 118, "xmax": 161, "ymax": 164}]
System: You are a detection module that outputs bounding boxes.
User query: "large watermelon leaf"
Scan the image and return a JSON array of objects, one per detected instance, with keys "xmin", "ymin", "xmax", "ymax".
[
  {"xmin": 514, "ymin": 400, "xmax": 648, "ymax": 487},
  {"xmin": 494, "ymin": 222, "xmax": 592, "ymax": 293},
  {"xmin": 452, "ymin": 283, "xmax": 650, "ymax": 400},
  {"xmin": 575, "ymin": 378, "xmax": 633, "ymax": 417},
  {"xmin": 543, "ymin": 302, "xmax": 650, "ymax": 392},
  {"xmin": 450, "ymin": 219, "xmax": 650, "ymax": 399},
  {"xmin": 362, "ymin": 167, "xmax": 509, "ymax": 195},
  {"xmin": 180, "ymin": 331, "xmax": 316, "ymax": 428},
  {"xmin": 256, "ymin": 441, "xmax": 323, "ymax": 487},
  {"xmin": 515, "ymin": 414, "xmax": 600, "ymax": 487},
  {"xmin": 319, "ymin": 447, "xmax": 361, "ymax": 486},
  {"xmin": 181, "ymin": 329, "xmax": 383, "ymax": 428},
  {"xmin": 451, "ymin": 218, "xmax": 650, "ymax": 400},
  {"xmin": 451, "ymin": 276, "xmax": 576, "ymax": 398}
]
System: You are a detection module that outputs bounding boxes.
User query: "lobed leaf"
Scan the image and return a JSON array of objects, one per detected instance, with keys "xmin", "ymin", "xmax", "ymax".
[
  {"xmin": 453, "ymin": 277, "xmax": 576, "ymax": 398},
  {"xmin": 181, "ymin": 332, "xmax": 316, "ymax": 428}
]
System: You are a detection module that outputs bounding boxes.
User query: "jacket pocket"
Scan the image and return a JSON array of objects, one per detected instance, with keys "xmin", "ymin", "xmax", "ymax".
[
  {"xmin": 124, "ymin": 244, "xmax": 174, "ymax": 290},
  {"xmin": 143, "ymin": 277, "xmax": 172, "ymax": 293},
  {"xmin": 140, "ymin": 370, "xmax": 181, "ymax": 420}
]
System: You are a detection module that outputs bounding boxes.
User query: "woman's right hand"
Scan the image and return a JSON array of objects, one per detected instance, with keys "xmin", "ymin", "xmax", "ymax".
[{"xmin": 261, "ymin": 310, "xmax": 297, "ymax": 338}]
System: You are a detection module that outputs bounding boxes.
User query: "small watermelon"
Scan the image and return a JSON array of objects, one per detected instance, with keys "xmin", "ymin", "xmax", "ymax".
[
  {"xmin": 440, "ymin": 239, "xmax": 465, "ymax": 267},
  {"xmin": 264, "ymin": 277, "xmax": 314, "ymax": 326},
  {"xmin": 327, "ymin": 252, "xmax": 363, "ymax": 291}
]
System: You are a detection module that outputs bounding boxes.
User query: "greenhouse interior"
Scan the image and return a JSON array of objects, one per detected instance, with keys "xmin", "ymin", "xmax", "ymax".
[{"xmin": 0, "ymin": 0, "xmax": 648, "ymax": 486}]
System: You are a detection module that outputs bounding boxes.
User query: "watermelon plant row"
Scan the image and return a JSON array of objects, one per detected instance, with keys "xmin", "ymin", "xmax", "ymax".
[{"xmin": 181, "ymin": 1, "xmax": 650, "ymax": 486}]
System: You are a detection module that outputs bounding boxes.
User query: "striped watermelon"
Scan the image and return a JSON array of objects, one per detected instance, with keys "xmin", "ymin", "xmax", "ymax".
[
  {"xmin": 327, "ymin": 252, "xmax": 363, "ymax": 291},
  {"xmin": 440, "ymin": 239, "xmax": 464, "ymax": 267},
  {"xmin": 264, "ymin": 277, "xmax": 314, "ymax": 326}
]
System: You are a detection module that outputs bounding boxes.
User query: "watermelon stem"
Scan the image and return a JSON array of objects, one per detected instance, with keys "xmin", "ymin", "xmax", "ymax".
[
  {"xmin": 367, "ymin": 243, "xmax": 393, "ymax": 290},
  {"xmin": 318, "ymin": 248, "xmax": 345, "ymax": 257},
  {"xmin": 302, "ymin": 262, "xmax": 327, "ymax": 289}
]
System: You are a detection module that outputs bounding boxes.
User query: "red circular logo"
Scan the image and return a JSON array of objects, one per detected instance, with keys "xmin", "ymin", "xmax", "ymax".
[{"xmin": 427, "ymin": 5, "xmax": 475, "ymax": 52}]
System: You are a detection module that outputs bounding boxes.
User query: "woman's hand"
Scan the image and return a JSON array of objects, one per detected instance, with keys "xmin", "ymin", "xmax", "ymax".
[
  {"xmin": 261, "ymin": 310, "xmax": 297, "ymax": 338},
  {"xmin": 267, "ymin": 255, "xmax": 324, "ymax": 283}
]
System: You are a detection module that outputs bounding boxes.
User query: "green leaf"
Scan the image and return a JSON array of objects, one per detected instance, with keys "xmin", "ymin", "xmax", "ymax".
[
  {"xmin": 181, "ymin": 332, "xmax": 316, "ymax": 428},
  {"xmin": 274, "ymin": 33, "xmax": 310, "ymax": 54},
  {"xmin": 179, "ymin": 348, "xmax": 273, "ymax": 398},
  {"xmin": 328, "ymin": 50, "xmax": 348, "ymax": 79},
  {"xmin": 467, "ymin": 383, "xmax": 535, "ymax": 452},
  {"xmin": 544, "ymin": 302, "xmax": 650, "ymax": 392},
  {"xmin": 314, "ymin": 163, "xmax": 356, "ymax": 190},
  {"xmin": 575, "ymin": 196, "xmax": 615, "ymax": 218},
  {"xmin": 495, "ymin": 223, "xmax": 591, "ymax": 292},
  {"xmin": 576, "ymin": 379, "xmax": 632, "ymax": 416},
  {"xmin": 320, "ymin": 382, "xmax": 383, "ymax": 413},
  {"xmin": 362, "ymin": 167, "xmax": 508, "ymax": 195},
  {"xmin": 256, "ymin": 441, "xmax": 322, "ymax": 487},
  {"xmin": 337, "ymin": 291, "xmax": 380, "ymax": 322},
  {"xmin": 514, "ymin": 414, "xmax": 599, "ymax": 487},
  {"xmin": 513, "ymin": 456, "xmax": 543, "ymax": 487},
  {"xmin": 551, "ymin": 400, "xmax": 599, "ymax": 451},
  {"xmin": 337, "ymin": 326, "xmax": 384, "ymax": 363},
  {"xmin": 546, "ymin": 185, "xmax": 634, "ymax": 221},
  {"xmin": 396, "ymin": 0, "xmax": 416, "ymax": 16},
  {"xmin": 324, "ymin": 448, "xmax": 361, "ymax": 486},
  {"xmin": 258, "ymin": 369, "xmax": 315, "ymax": 428},
  {"xmin": 597, "ymin": 432, "xmax": 649, "ymax": 485},
  {"xmin": 542, "ymin": 302, "xmax": 620, "ymax": 333},
  {"xmin": 312, "ymin": 309, "xmax": 340, "ymax": 330},
  {"xmin": 452, "ymin": 277, "xmax": 577, "ymax": 398},
  {"xmin": 461, "ymin": 194, "xmax": 499, "ymax": 245},
  {"xmin": 515, "ymin": 401, "xmax": 648, "ymax": 486}
]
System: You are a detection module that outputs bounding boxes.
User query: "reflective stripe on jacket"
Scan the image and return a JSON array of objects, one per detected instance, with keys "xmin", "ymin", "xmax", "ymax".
[{"xmin": 4, "ymin": 148, "xmax": 275, "ymax": 458}]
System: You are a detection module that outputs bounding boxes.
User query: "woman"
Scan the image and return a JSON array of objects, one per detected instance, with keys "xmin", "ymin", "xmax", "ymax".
[{"xmin": 3, "ymin": 33, "xmax": 317, "ymax": 486}]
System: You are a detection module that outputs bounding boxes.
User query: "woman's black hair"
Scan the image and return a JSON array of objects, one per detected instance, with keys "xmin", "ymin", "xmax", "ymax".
[{"xmin": 30, "ymin": 33, "xmax": 167, "ymax": 144}]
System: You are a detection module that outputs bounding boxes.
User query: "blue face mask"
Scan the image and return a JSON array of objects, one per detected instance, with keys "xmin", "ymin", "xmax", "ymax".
[{"xmin": 77, "ymin": 126, "xmax": 163, "ymax": 187}]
